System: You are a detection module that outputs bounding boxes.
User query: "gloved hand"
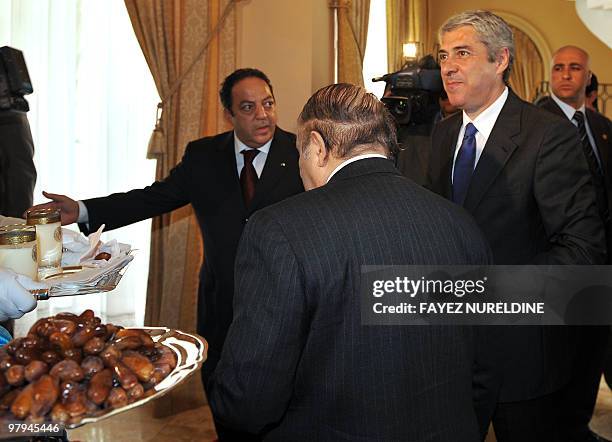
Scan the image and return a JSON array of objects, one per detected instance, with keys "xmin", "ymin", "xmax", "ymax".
[{"xmin": 0, "ymin": 268, "xmax": 47, "ymax": 321}]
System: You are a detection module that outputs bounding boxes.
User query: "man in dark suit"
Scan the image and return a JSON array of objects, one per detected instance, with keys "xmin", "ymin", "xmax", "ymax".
[
  {"xmin": 28, "ymin": 69, "xmax": 304, "ymax": 431},
  {"xmin": 209, "ymin": 83, "xmax": 495, "ymax": 441},
  {"xmin": 539, "ymin": 46, "xmax": 612, "ymax": 260},
  {"xmin": 539, "ymin": 45, "xmax": 612, "ymax": 442},
  {"xmin": 428, "ymin": 10, "xmax": 606, "ymax": 442}
]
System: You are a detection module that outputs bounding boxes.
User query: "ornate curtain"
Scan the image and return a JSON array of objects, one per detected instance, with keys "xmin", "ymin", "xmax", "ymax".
[
  {"xmin": 124, "ymin": 0, "xmax": 236, "ymax": 416},
  {"xmin": 335, "ymin": 0, "xmax": 370, "ymax": 86},
  {"xmin": 386, "ymin": 0, "xmax": 430, "ymax": 72},
  {"xmin": 508, "ymin": 25, "xmax": 544, "ymax": 101}
]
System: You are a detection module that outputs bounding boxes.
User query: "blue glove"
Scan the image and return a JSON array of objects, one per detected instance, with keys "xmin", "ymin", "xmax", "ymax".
[{"xmin": 0, "ymin": 325, "xmax": 11, "ymax": 346}]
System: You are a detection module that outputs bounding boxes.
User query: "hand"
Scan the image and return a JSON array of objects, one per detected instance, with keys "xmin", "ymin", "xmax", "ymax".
[
  {"xmin": 0, "ymin": 269, "xmax": 47, "ymax": 321},
  {"xmin": 26, "ymin": 191, "xmax": 80, "ymax": 225}
]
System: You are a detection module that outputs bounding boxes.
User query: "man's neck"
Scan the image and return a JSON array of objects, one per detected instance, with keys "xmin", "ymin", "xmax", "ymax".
[
  {"xmin": 551, "ymin": 91, "xmax": 585, "ymax": 110},
  {"xmin": 550, "ymin": 93, "xmax": 585, "ymax": 119},
  {"xmin": 465, "ymin": 83, "xmax": 507, "ymax": 120},
  {"xmin": 324, "ymin": 149, "xmax": 388, "ymax": 184}
]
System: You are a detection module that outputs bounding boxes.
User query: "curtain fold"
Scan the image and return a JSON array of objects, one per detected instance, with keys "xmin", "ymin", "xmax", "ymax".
[
  {"xmin": 386, "ymin": 0, "xmax": 430, "ymax": 72},
  {"xmin": 124, "ymin": 0, "xmax": 236, "ymax": 417},
  {"xmin": 336, "ymin": 0, "xmax": 370, "ymax": 86},
  {"xmin": 508, "ymin": 25, "xmax": 544, "ymax": 102}
]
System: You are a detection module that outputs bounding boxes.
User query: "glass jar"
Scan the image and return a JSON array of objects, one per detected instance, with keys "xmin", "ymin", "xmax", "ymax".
[
  {"xmin": 26, "ymin": 208, "xmax": 62, "ymax": 279},
  {"xmin": 0, "ymin": 224, "xmax": 38, "ymax": 280}
]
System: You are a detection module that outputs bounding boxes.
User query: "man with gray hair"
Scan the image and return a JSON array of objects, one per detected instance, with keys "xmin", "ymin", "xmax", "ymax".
[
  {"xmin": 209, "ymin": 83, "xmax": 494, "ymax": 440},
  {"xmin": 427, "ymin": 10, "xmax": 605, "ymax": 442}
]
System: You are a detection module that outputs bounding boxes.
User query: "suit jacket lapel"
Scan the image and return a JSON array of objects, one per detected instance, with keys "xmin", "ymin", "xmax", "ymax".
[
  {"xmin": 463, "ymin": 91, "xmax": 521, "ymax": 212},
  {"xmin": 586, "ymin": 110, "xmax": 610, "ymax": 176},
  {"xmin": 250, "ymin": 129, "xmax": 293, "ymax": 211},
  {"xmin": 440, "ymin": 116, "xmax": 462, "ymax": 200},
  {"xmin": 543, "ymin": 101, "xmax": 609, "ymax": 175},
  {"xmin": 541, "ymin": 98, "xmax": 566, "ymax": 119},
  {"xmin": 216, "ymin": 131, "xmax": 247, "ymax": 213}
]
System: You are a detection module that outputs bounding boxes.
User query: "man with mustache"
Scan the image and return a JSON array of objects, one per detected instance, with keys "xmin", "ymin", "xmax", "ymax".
[
  {"xmin": 539, "ymin": 45, "xmax": 612, "ymax": 442},
  {"xmin": 427, "ymin": 10, "xmax": 605, "ymax": 442},
  {"xmin": 28, "ymin": 68, "xmax": 304, "ymax": 440}
]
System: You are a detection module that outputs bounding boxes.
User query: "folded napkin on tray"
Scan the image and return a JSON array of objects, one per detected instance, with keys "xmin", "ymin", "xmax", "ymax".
[{"xmin": 44, "ymin": 225, "xmax": 134, "ymax": 294}]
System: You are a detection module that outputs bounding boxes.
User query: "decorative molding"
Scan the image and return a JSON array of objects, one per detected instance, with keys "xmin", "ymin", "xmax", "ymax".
[{"xmin": 493, "ymin": 11, "xmax": 552, "ymax": 74}]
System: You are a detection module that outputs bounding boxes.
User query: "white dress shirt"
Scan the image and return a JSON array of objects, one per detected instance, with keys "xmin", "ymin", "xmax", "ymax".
[
  {"xmin": 326, "ymin": 154, "xmax": 388, "ymax": 183},
  {"xmin": 234, "ymin": 133, "xmax": 272, "ymax": 178},
  {"xmin": 451, "ymin": 87, "xmax": 509, "ymax": 183},
  {"xmin": 550, "ymin": 93, "xmax": 601, "ymax": 166}
]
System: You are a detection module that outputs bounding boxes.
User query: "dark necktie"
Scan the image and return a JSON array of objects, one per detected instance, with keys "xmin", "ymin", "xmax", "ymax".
[
  {"xmin": 240, "ymin": 149, "xmax": 260, "ymax": 206},
  {"xmin": 572, "ymin": 111, "xmax": 602, "ymax": 177},
  {"xmin": 452, "ymin": 123, "xmax": 478, "ymax": 205}
]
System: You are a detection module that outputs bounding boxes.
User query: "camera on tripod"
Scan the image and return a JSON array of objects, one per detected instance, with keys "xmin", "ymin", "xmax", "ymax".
[
  {"xmin": 372, "ymin": 55, "xmax": 443, "ymax": 126},
  {"xmin": 0, "ymin": 46, "xmax": 33, "ymax": 113}
]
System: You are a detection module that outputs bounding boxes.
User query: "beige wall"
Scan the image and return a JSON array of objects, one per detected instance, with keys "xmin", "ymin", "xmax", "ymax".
[
  {"xmin": 429, "ymin": 0, "xmax": 612, "ymax": 117},
  {"xmin": 235, "ymin": 0, "xmax": 610, "ymax": 124},
  {"xmin": 236, "ymin": 0, "xmax": 333, "ymax": 132}
]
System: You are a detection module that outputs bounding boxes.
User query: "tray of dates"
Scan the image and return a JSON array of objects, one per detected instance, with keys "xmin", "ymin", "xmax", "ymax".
[{"xmin": 0, "ymin": 310, "xmax": 207, "ymax": 428}]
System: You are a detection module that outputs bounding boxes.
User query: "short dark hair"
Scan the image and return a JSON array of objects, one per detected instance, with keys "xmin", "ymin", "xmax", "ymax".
[
  {"xmin": 586, "ymin": 72, "xmax": 599, "ymax": 96},
  {"xmin": 219, "ymin": 68, "xmax": 274, "ymax": 114},
  {"xmin": 298, "ymin": 83, "xmax": 398, "ymax": 159}
]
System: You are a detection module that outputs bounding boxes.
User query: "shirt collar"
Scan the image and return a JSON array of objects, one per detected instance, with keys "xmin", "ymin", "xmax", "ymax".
[
  {"xmin": 461, "ymin": 87, "xmax": 509, "ymax": 139},
  {"xmin": 234, "ymin": 132, "xmax": 273, "ymax": 156},
  {"xmin": 326, "ymin": 153, "xmax": 388, "ymax": 183},
  {"xmin": 550, "ymin": 93, "xmax": 586, "ymax": 120}
]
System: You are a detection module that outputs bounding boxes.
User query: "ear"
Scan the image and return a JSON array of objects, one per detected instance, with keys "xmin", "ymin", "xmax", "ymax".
[
  {"xmin": 495, "ymin": 47, "xmax": 510, "ymax": 76},
  {"xmin": 310, "ymin": 131, "xmax": 329, "ymax": 167}
]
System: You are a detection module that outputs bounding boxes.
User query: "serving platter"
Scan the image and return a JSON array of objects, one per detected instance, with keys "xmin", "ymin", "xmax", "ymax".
[
  {"xmin": 31, "ymin": 252, "xmax": 134, "ymax": 300},
  {"xmin": 68, "ymin": 326, "xmax": 207, "ymax": 429}
]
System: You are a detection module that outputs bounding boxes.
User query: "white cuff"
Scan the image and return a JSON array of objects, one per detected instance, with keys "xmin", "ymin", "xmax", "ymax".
[{"xmin": 77, "ymin": 200, "xmax": 90, "ymax": 224}]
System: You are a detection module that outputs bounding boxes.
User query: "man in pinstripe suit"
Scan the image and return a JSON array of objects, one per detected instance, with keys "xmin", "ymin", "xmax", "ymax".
[{"xmin": 208, "ymin": 83, "xmax": 494, "ymax": 441}]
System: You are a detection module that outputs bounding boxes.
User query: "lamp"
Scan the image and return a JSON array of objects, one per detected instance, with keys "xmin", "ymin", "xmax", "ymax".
[{"xmin": 402, "ymin": 42, "xmax": 418, "ymax": 60}]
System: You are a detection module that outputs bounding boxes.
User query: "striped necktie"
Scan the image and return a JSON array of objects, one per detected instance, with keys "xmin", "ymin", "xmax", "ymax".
[{"xmin": 572, "ymin": 111, "xmax": 602, "ymax": 177}]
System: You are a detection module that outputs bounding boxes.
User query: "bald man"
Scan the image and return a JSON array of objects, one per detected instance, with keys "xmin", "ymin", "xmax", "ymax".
[
  {"xmin": 539, "ymin": 45, "xmax": 612, "ymax": 442},
  {"xmin": 541, "ymin": 47, "xmax": 611, "ymax": 247}
]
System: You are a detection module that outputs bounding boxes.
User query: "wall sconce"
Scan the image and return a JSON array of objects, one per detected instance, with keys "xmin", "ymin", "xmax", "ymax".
[{"xmin": 402, "ymin": 42, "xmax": 419, "ymax": 60}]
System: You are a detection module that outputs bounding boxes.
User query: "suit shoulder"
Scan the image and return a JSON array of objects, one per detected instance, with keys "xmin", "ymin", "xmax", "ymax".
[
  {"xmin": 273, "ymin": 127, "xmax": 297, "ymax": 151},
  {"xmin": 184, "ymin": 130, "xmax": 233, "ymax": 155},
  {"xmin": 275, "ymin": 127, "xmax": 296, "ymax": 142},
  {"xmin": 587, "ymin": 109, "xmax": 612, "ymax": 130},
  {"xmin": 515, "ymin": 100, "xmax": 576, "ymax": 137},
  {"xmin": 435, "ymin": 112, "xmax": 462, "ymax": 131}
]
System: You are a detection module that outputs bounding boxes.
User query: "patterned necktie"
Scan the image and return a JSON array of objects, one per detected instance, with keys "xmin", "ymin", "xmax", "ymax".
[
  {"xmin": 240, "ymin": 149, "xmax": 260, "ymax": 206},
  {"xmin": 572, "ymin": 111, "xmax": 602, "ymax": 177},
  {"xmin": 452, "ymin": 123, "xmax": 478, "ymax": 205}
]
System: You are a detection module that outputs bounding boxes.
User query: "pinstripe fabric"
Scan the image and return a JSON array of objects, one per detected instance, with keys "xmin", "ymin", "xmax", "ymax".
[{"xmin": 209, "ymin": 158, "xmax": 492, "ymax": 441}]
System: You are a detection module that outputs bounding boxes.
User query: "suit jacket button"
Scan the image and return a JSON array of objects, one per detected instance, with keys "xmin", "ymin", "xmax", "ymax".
[{"xmin": 245, "ymin": 218, "xmax": 249, "ymax": 223}]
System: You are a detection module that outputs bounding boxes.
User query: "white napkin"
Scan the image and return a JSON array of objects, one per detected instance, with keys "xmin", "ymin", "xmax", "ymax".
[{"xmin": 61, "ymin": 224, "xmax": 126, "ymax": 267}]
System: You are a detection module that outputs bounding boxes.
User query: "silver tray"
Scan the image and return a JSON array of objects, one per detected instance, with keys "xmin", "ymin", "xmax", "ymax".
[
  {"xmin": 31, "ymin": 254, "xmax": 134, "ymax": 300},
  {"xmin": 67, "ymin": 326, "xmax": 207, "ymax": 429}
]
